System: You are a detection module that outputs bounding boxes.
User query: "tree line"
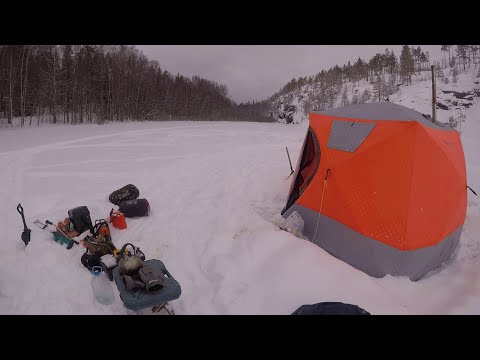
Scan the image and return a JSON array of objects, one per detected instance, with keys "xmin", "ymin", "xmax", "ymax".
[
  {"xmin": 272, "ymin": 46, "xmax": 431, "ymax": 99},
  {"xmin": 0, "ymin": 45, "xmax": 274, "ymax": 126},
  {"xmin": 440, "ymin": 45, "xmax": 479, "ymax": 71},
  {"xmin": 3, "ymin": 45, "xmax": 478, "ymax": 126}
]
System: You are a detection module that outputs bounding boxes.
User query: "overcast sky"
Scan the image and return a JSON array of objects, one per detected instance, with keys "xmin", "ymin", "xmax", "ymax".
[{"xmin": 136, "ymin": 45, "xmax": 443, "ymax": 104}]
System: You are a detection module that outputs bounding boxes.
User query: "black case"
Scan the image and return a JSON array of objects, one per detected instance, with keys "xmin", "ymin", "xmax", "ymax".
[{"xmin": 68, "ymin": 206, "xmax": 94, "ymax": 234}]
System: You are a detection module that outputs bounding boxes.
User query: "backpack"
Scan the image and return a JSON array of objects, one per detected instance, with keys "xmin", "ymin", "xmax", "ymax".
[
  {"xmin": 109, "ymin": 184, "xmax": 140, "ymax": 206},
  {"xmin": 81, "ymin": 234, "xmax": 116, "ymax": 257},
  {"xmin": 68, "ymin": 206, "xmax": 93, "ymax": 234},
  {"xmin": 118, "ymin": 199, "xmax": 150, "ymax": 218}
]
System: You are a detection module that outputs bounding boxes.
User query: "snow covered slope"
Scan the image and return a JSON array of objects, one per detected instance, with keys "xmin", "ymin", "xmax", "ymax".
[{"xmin": 272, "ymin": 66, "xmax": 480, "ymax": 128}]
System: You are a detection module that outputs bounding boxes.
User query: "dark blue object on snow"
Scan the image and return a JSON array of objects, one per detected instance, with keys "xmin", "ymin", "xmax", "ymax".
[{"xmin": 291, "ymin": 302, "xmax": 371, "ymax": 315}]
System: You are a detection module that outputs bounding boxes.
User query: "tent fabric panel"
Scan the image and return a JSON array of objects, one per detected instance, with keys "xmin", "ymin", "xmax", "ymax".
[{"xmin": 406, "ymin": 125, "xmax": 467, "ymax": 249}]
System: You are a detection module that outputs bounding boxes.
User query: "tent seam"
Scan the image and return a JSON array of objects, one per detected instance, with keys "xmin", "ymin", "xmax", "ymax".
[{"xmin": 404, "ymin": 123, "xmax": 417, "ymax": 251}]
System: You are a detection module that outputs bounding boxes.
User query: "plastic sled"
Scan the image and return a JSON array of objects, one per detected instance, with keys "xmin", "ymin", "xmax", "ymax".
[{"xmin": 113, "ymin": 259, "xmax": 181, "ymax": 312}]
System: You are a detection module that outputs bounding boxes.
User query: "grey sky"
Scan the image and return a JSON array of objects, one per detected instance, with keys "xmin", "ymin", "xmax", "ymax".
[{"xmin": 136, "ymin": 45, "xmax": 443, "ymax": 104}]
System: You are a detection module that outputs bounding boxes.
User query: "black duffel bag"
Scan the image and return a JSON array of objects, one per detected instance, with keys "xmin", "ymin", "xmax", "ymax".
[
  {"xmin": 109, "ymin": 184, "xmax": 140, "ymax": 206},
  {"xmin": 119, "ymin": 199, "xmax": 150, "ymax": 218}
]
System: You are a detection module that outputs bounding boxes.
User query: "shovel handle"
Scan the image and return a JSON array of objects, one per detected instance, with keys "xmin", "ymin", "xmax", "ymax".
[{"xmin": 17, "ymin": 203, "xmax": 28, "ymax": 229}]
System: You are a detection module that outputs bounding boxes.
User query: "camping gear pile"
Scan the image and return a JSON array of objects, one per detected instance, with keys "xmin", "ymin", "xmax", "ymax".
[{"xmin": 22, "ymin": 184, "xmax": 181, "ymax": 315}]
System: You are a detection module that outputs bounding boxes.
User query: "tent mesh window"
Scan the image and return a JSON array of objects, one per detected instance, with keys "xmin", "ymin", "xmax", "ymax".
[{"xmin": 283, "ymin": 128, "xmax": 320, "ymax": 214}]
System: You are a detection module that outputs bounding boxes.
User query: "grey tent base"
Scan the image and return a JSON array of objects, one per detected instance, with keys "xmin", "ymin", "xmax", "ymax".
[
  {"xmin": 113, "ymin": 259, "xmax": 181, "ymax": 311},
  {"xmin": 283, "ymin": 204, "xmax": 462, "ymax": 281}
]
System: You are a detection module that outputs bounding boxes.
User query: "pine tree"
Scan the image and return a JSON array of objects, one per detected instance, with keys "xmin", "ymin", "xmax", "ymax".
[
  {"xmin": 420, "ymin": 51, "xmax": 428, "ymax": 72},
  {"xmin": 412, "ymin": 46, "xmax": 422, "ymax": 74},
  {"xmin": 382, "ymin": 75, "xmax": 388, "ymax": 98},
  {"xmin": 471, "ymin": 45, "xmax": 479, "ymax": 68},
  {"xmin": 372, "ymin": 72, "xmax": 387, "ymax": 102},
  {"xmin": 340, "ymin": 86, "xmax": 349, "ymax": 106},
  {"xmin": 400, "ymin": 45, "xmax": 413, "ymax": 84},
  {"xmin": 389, "ymin": 50, "xmax": 398, "ymax": 75},
  {"xmin": 328, "ymin": 91, "xmax": 336, "ymax": 109},
  {"xmin": 318, "ymin": 84, "xmax": 327, "ymax": 110},
  {"xmin": 452, "ymin": 65, "xmax": 459, "ymax": 83},
  {"xmin": 61, "ymin": 45, "xmax": 74, "ymax": 123},
  {"xmin": 351, "ymin": 91, "xmax": 359, "ymax": 104},
  {"xmin": 441, "ymin": 45, "xmax": 449, "ymax": 68},
  {"xmin": 450, "ymin": 55, "xmax": 456, "ymax": 68},
  {"xmin": 386, "ymin": 73, "xmax": 396, "ymax": 96},
  {"xmin": 435, "ymin": 64, "xmax": 445, "ymax": 82},
  {"xmin": 359, "ymin": 89, "xmax": 372, "ymax": 104},
  {"xmin": 456, "ymin": 45, "xmax": 467, "ymax": 72},
  {"xmin": 302, "ymin": 99, "xmax": 312, "ymax": 115},
  {"xmin": 373, "ymin": 73, "xmax": 380, "ymax": 101}
]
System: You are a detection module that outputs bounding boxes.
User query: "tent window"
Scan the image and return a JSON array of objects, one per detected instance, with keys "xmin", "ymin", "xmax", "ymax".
[
  {"xmin": 282, "ymin": 128, "xmax": 320, "ymax": 214},
  {"xmin": 327, "ymin": 120, "xmax": 375, "ymax": 152}
]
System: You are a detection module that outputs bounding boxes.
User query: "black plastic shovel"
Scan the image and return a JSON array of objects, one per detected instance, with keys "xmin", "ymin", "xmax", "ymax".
[{"xmin": 17, "ymin": 203, "xmax": 31, "ymax": 247}]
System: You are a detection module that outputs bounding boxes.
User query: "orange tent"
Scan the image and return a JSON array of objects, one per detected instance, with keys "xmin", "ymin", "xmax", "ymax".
[{"xmin": 282, "ymin": 103, "xmax": 467, "ymax": 281}]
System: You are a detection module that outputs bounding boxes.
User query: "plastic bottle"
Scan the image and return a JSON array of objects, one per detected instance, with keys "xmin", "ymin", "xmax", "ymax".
[{"xmin": 91, "ymin": 266, "xmax": 115, "ymax": 305}]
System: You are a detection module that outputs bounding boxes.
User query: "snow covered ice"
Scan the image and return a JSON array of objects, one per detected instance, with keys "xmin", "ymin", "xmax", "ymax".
[{"xmin": 1, "ymin": 74, "xmax": 480, "ymax": 315}]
